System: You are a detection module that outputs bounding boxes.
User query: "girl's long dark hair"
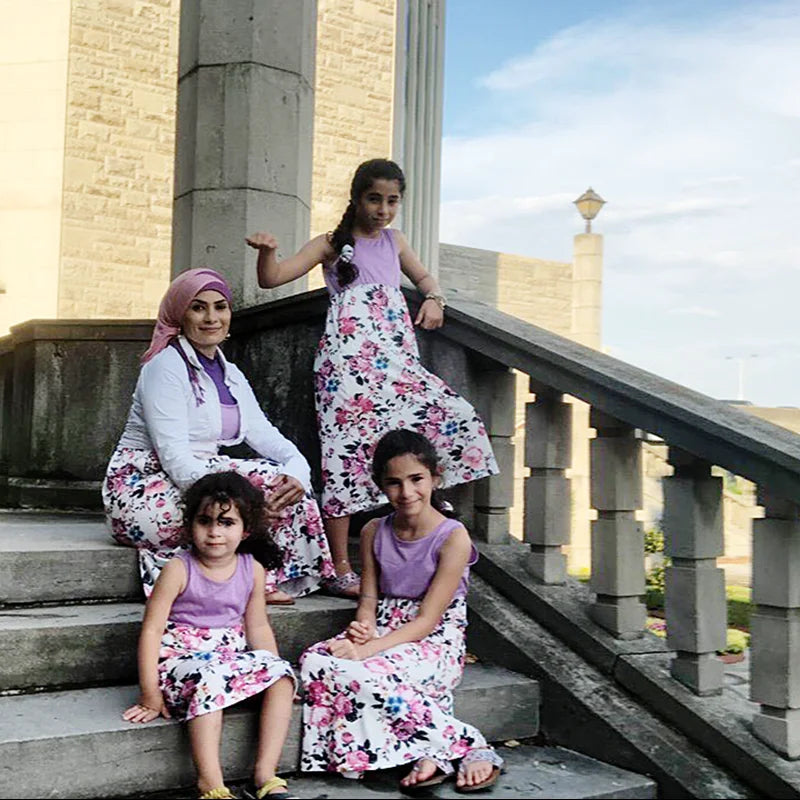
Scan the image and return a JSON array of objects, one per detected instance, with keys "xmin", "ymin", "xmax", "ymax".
[
  {"xmin": 371, "ymin": 429, "xmax": 456, "ymax": 518},
  {"xmin": 328, "ymin": 158, "xmax": 407, "ymax": 288},
  {"xmin": 182, "ymin": 471, "xmax": 283, "ymax": 570}
]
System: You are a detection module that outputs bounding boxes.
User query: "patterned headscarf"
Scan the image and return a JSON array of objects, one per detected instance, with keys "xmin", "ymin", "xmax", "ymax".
[{"xmin": 141, "ymin": 268, "xmax": 233, "ymax": 363}]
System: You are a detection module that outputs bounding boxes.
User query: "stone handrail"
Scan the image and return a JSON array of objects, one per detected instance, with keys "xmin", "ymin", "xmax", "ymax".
[{"xmin": 405, "ymin": 288, "xmax": 800, "ymax": 759}]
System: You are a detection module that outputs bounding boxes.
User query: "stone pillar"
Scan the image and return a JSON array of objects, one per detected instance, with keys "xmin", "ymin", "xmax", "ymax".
[
  {"xmin": 663, "ymin": 449, "xmax": 726, "ymax": 695},
  {"xmin": 567, "ymin": 232, "xmax": 603, "ymax": 574},
  {"xmin": 394, "ymin": 0, "xmax": 445, "ymax": 276},
  {"xmin": 523, "ymin": 385, "xmax": 571, "ymax": 583},
  {"xmin": 751, "ymin": 491, "xmax": 800, "ymax": 758},
  {"xmin": 473, "ymin": 366, "xmax": 515, "ymax": 543},
  {"xmin": 173, "ymin": 0, "xmax": 317, "ymax": 307},
  {"xmin": 588, "ymin": 410, "xmax": 646, "ymax": 638}
]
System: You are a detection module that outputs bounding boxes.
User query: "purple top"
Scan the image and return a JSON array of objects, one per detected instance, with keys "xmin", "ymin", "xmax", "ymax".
[
  {"xmin": 196, "ymin": 348, "xmax": 240, "ymax": 439},
  {"xmin": 323, "ymin": 228, "xmax": 401, "ymax": 295},
  {"xmin": 373, "ymin": 514, "xmax": 478, "ymax": 600},
  {"xmin": 169, "ymin": 551, "xmax": 254, "ymax": 628}
]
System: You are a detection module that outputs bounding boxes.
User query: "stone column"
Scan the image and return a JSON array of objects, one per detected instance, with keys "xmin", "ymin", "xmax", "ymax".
[
  {"xmin": 394, "ymin": 0, "xmax": 445, "ymax": 276},
  {"xmin": 473, "ymin": 366, "xmax": 515, "ymax": 543},
  {"xmin": 588, "ymin": 410, "xmax": 646, "ymax": 638},
  {"xmin": 524, "ymin": 385, "xmax": 572, "ymax": 583},
  {"xmin": 751, "ymin": 490, "xmax": 800, "ymax": 758},
  {"xmin": 663, "ymin": 449, "xmax": 726, "ymax": 695},
  {"xmin": 568, "ymin": 232, "xmax": 603, "ymax": 574},
  {"xmin": 173, "ymin": 0, "xmax": 317, "ymax": 307}
]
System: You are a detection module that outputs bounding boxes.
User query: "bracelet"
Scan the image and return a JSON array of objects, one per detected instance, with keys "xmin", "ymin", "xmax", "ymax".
[{"xmin": 424, "ymin": 292, "xmax": 447, "ymax": 310}]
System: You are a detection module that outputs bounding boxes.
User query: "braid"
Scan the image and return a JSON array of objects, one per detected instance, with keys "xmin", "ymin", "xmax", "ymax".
[{"xmin": 328, "ymin": 202, "xmax": 358, "ymax": 287}]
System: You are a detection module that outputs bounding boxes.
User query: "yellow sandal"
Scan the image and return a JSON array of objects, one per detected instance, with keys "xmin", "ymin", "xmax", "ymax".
[
  {"xmin": 198, "ymin": 787, "xmax": 238, "ymax": 800},
  {"xmin": 247, "ymin": 776, "xmax": 297, "ymax": 800}
]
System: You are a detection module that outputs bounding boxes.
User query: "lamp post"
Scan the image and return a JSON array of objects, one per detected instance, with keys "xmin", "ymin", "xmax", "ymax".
[
  {"xmin": 574, "ymin": 187, "xmax": 606, "ymax": 233},
  {"xmin": 725, "ymin": 354, "xmax": 759, "ymax": 402}
]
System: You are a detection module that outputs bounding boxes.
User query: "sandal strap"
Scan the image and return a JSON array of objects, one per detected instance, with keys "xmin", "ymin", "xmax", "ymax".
[
  {"xmin": 255, "ymin": 776, "xmax": 287, "ymax": 799},
  {"xmin": 416, "ymin": 755, "xmax": 454, "ymax": 775},
  {"xmin": 326, "ymin": 571, "xmax": 360, "ymax": 591},
  {"xmin": 459, "ymin": 747, "xmax": 504, "ymax": 771}
]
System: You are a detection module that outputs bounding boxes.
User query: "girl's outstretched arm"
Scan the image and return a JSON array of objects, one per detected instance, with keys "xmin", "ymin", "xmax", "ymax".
[
  {"xmin": 244, "ymin": 562, "xmax": 280, "ymax": 654},
  {"xmin": 394, "ymin": 230, "xmax": 445, "ymax": 330},
  {"xmin": 123, "ymin": 558, "xmax": 185, "ymax": 723},
  {"xmin": 247, "ymin": 232, "xmax": 333, "ymax": 289},
  {"xmin": 330, "ymin": 526, "xmax": 472, "ymax": 660}
]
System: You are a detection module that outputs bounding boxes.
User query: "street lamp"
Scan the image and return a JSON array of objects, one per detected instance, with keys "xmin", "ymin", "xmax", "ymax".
[{"xmin": 574, "ymin": 187, "xmax": 606, "ymax": 233}]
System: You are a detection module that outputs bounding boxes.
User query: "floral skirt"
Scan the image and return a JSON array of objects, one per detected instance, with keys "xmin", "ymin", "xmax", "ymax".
[
  {"xmin": 103, "ymin": 447, "xmax": 334, "ymax": 596},
  {"xmin": 314, "ymin": 284, "xmax": 499, "ymax": 519},
  {"xmin": 299, "ymin": 596, "xmax": 493, "ymax": 774},
  {"xmin": 158, "ymin": 621, "xmax": 295, "ymax": 722}
]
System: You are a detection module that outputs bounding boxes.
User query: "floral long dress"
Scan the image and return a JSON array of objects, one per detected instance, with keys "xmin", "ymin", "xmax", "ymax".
[
  {"xmin": 159, "ymin": 621, "xmax": 295, "ymax": 722},
  {"xmin": 299, "ymin": 595, "xmax": 490, "ymax": 774},
  {"xmin": 103, "ymin": 449, "xmax": 333, "ymax": 597},
  {"xmin": 314, "ymin": 279, "xmax": 498, "ymax": 519}
]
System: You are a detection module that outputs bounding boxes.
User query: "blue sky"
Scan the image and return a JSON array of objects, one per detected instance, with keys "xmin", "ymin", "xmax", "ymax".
[{"xmin": 440, "ymin": 0, "xmax": 800, "ymax": 407}]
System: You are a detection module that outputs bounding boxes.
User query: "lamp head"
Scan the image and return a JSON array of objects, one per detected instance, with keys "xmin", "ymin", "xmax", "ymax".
[{"xmin": 574, "ymin": 187, "xmax": 605, "ymax": 232}]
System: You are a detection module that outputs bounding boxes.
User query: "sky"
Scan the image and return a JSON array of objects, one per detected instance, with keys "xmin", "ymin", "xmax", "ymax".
[{"xmin": 439, "ymin": 0, "xmax": 800, "ymax": 408}]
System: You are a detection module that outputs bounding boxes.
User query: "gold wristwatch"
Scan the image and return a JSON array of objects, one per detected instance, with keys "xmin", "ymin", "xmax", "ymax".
[{"xmin": 424, "ymin": 292, "xmax": 447, "ymax": 310}]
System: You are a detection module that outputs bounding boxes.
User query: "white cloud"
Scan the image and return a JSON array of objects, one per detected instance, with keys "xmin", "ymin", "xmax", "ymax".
[{"xmin": 440, "ymin": 1, "xmax": 800, "ymax": 406}]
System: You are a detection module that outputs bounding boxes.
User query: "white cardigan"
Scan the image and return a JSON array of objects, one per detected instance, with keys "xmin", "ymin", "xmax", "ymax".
[{"xmin": 116, "ymin": 336, "xmax": 311, "ymax": 491}]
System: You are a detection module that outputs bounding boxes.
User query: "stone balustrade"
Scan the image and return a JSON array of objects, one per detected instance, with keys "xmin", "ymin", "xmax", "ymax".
[{"xmin": 3, "ymin": 287, "xmax": 800, "ymax": 761}]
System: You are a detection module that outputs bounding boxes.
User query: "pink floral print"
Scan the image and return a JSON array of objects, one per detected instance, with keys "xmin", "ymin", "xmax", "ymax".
[
  {"xmin": 158, "ymin": 621, "xmax": 295, "ymax": 721},
  {"xmin": 103, "ymin": 447, "xmax": 334, "ymax": 597},
  {"xmin": 314, "ymin": 284, "xmax": 498, "ymax": 518},
  {"xmin": 299, "ymin": 596, "xmax": 493, "ymax": 774}
]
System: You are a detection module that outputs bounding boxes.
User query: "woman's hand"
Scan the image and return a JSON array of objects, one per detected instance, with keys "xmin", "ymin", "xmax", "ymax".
[
  {"xmin": 122, "ymin": 692, "xmax": 170, "ymax": 723},
  {"xmin": 346, "ymin": 619, "xmax": 376, "ymax": 645},
  {"xmin": 246, "ymin": 232, "xmax": 279, "ymax": 251},
  {"xmin": 265, "ymin": 474, "xmax": 305, "ymax": 516},
  {"xmin": 414, "ymin": 299, "xmax": 444, "ymax": 330}
]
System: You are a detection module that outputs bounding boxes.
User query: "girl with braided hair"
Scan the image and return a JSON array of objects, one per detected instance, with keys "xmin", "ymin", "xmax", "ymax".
[{"xmin": 246, "ymin": 158, "xmax": 497, "ymax": 598}]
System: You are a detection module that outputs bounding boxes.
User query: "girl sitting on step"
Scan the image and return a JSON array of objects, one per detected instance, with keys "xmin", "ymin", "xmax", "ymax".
[
  {"xmin": 123, "ymin": 471, "xmax": 297, "ymax": 800},
  {"xmin": 299, "ymin": 429, "xmax": 504, "ymax": 794}
]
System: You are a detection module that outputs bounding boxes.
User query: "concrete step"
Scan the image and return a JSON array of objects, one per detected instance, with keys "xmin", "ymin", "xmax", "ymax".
[
  {"xmin": 0, "ymin": 510, "xmax": 139, "ymax": 605},
  {"xmin": 121, "ymin": 745, "xmax": 656, "ymax": 799},
  {"xmin": 0, "ymin": 663, "xmax": 541, "ymax": 799},
  {"xmin": 0, "ymin": 594, "xmax": 358, "ymax": 692}
]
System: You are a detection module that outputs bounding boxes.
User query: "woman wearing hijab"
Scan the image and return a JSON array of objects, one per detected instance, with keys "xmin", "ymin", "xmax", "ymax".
[{"xmin": 103, "ymin": 268, "xmax": 334, "ymax": 603}]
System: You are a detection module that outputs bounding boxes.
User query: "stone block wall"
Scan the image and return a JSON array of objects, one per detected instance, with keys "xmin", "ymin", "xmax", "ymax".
[{"xmin": 58, "ymin": 0, "xmax": 180, "ymax": 320}]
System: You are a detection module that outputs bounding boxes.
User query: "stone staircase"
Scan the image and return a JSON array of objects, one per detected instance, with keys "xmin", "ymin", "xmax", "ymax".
[{"xmin": 0, "ymin": 509, "xmax": 657, "ymax": 799}]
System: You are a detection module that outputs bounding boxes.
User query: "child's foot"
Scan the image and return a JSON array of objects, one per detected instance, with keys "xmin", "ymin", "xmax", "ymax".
[
  {"xmin": 399, "ymin": 757, "xmax": 452, "ymax": 791},
  {"xmin": 455, "ymin": 748, "xmax": 503, "ymax": 793},
  {"xmin": 321, "ymin": 568, "xmax": 360, "ymax": 598}
]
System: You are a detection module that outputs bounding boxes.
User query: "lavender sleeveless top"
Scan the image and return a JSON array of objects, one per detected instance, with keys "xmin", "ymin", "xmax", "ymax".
[
  {"xmin": 195, "ymin": 348, "xmax": 240, "ymax": 439},
  {"xmin": 169, "ymin": 551, "xmax": 254, "ymax": 628},
  {"xmin": 323, "ymin": 228, "xmax": 401, "ymax": 295},
  {"xmin": 373, "ymin": 514, "xmax": 478, "ymax": 600}
]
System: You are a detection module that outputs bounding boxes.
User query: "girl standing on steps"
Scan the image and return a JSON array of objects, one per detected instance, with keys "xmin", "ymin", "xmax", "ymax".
[
  {"xmin": 298, "ymin": 429, "xmax": 503, "ymax": 793},
  {"xmin": 246, "ymin": 158, "xmax": 498, "ymax": 598},
  {"xmin": 123, "ymin": 471, "xmax": 297, "ymax": 800}
]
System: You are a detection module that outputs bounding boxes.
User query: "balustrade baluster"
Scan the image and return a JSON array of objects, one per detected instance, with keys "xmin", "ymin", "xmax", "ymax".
[
  {"xmin": 472, "ymin": 366, "xmax": 515, "ymax": 543},
  {"xmin": 524, "ymin": 384, "xmax": 571, "ymax": 583},
  {"xmin": 663, "ymin": 449, "xmax": 726, "ymax": 695},
  {"xmin": 751, "ymin": 491, "xmax": 800, "ymax": 758},
  {"xmin": 588, "ymin": 410, "xmax": 645, "ymax": 637}
]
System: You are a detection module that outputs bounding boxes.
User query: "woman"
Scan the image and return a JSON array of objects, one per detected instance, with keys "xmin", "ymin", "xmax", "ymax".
[{"xmin": 103, "ymin": 267, "xmax": 334, "ymax": 603}]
